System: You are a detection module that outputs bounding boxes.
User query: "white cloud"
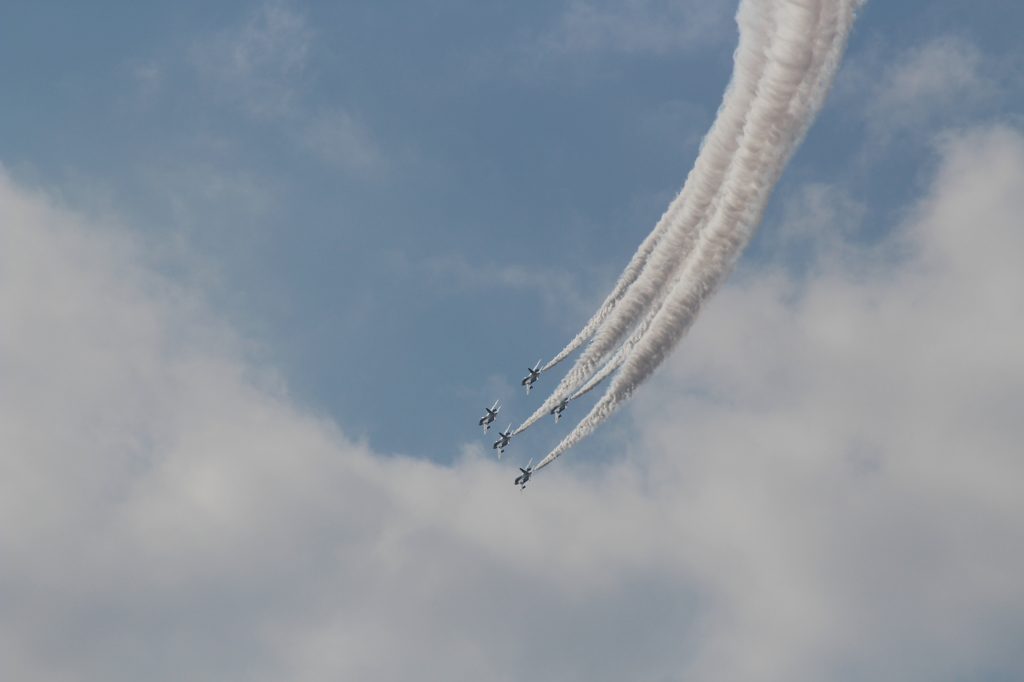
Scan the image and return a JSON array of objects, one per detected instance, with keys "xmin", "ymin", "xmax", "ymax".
[
  {"xmin": 190, "ymin": 0, "xmax": 313, "ymax": 119},
  {"xmin": 293, "ymin": 109, "xmax": 387, "ymax": 175},
  {"xmin": 867, "ymin": 36, "xmax": 996, "ymax": 130},
  {"xmin": 186, "ymin": 1, "xmax": 385, "ymax": 175},
  {"xmin": 836, "ymin": 35, "xmax": 1006, "ymax": 154},
  {"xmin": 409, "ymin": 251, "xmax": 597, "ymax": 331},
  {"xmin": 2, "ymin": 124, "xmax": 1024, "ymax": 681},
  {"xmin": 0, "ymin": 166, "xmax": 692, "ymax": 681},
  {"xmin": 766, "ymin": 182, "xmax": 868, "ymax": 276},
  {"xmin": 632, "ymin": 123, "xmax": 1024, "ymax": 680},
  {"xmin": 536, "ymin": 0, "xmax": 733, "ymax": 59}
]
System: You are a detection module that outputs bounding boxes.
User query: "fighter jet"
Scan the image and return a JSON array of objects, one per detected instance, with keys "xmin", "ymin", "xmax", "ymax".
[
  {"xmin": 478, "ymin": 400, "xmax": 500, "ymax": 433},
  {"xmin": 515, "ymin": 460, "xmax": 534, "ymax": 490},
  {"xmin": 521, "ymin": 360, "xmax": 542, "ymax": 394},
  {"xmin": 492, "ymin": 424, "xmax": 513, "ymax": 457},
  {"xmin": 550, "ymin": 397, "xmax": 569, "ymax": 423}
]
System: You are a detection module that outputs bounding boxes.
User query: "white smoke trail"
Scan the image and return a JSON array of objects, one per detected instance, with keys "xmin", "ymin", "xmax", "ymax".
[
  {"xmin": 538, "ymin": 0, "xmax": 782, "ymax": 376},
  {"xmin": 540, "ymin": 211, "xmax": 672, "ymax": 373},
  {"xmin": 535, "ymin": 0, "xmax": 861, "ymax": 471},
  {"xmin": 513, "ymin": 0, "xmax": 783, "ymax": 436},
  {"xmin": 568, "ymin": 299, "xmax": 663, "ymax": 401}
]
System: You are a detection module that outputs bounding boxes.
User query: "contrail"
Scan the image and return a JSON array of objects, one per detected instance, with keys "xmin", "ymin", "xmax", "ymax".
[
  {"xmin": 532, "ymin": 0, "xmax": 861, "ymax": 471},
  {"xmin": 568, "ymin": 299, "xmax": 664, "ymax": 402},
  {"xmin": 513, "ymin": 0, "xmax": 784, "ymax": 436},
  {"xmin": 538, "ymin": 0, "xmax": 777, "ymax": 378}
]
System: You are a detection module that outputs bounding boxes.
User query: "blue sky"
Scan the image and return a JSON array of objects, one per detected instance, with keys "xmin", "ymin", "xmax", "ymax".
[
  {"xmin": 2, "ymin": 0, "xmax": 1021, "ymax": 460},
  {"xmin": 2, "ymin": 1, "xmax": 1024, "ymax": 680}
]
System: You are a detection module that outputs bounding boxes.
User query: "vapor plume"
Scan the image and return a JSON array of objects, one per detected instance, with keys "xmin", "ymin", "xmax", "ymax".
[{"xmin": 523, "ymin": 0, "xmax": 861, "ymax": 470}]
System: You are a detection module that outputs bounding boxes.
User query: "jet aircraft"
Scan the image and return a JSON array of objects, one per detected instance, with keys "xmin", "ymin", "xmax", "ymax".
[
  {"xmin": 478, "ymin": 400, "xmax": 500, "ymax": 432},
  {"xmin": 492, "ymin": 424, "xmax": 513, "ymax": 457},
  {"xmin": 515, "ymin": 460, "xmax": 534, "ymax": 490},
  {"xmin": 550, "ymin": 397, "xmax": 569, "ymax": 423},
  {"xmin": 521, "ymin": 360, "xmax": 542, "ymax": 394}
]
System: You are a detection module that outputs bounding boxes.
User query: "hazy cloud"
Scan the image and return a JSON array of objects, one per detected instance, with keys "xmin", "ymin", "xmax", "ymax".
[
  {"xmin": 868, "ymin": 36, "xmax": 995, "ymax": 129},
  {"xmin": 293, "ymin": 109, "xmax": 387, "ymax": 175},
  {"xmin": 190, "ymin": 0, "xmax": 313, "ymax": 119},
  {"xmin": 2, "ymin": 124, "xmax": 1023, "ymax": 680},
  {"xmin": 835, "ymin": 35, "xmax": 1006, "ymax": 154},
  {"xmin": 767, "ymin": 181, "xmax": 869, "ymax": 275},
  {"xmin": 535, "ymin": 0, "xmax": 733, "ymax": 58},
  {"xmin": 402, "ymin": 251, "xmax": 600, "ymax": 335},
  {"xmin": 186, "ymin": 0, "xmax": 385, "ymax": 174},
  {"xmin": 633, "ymin": 123, "xmax": 1024, "ymax": 681}
]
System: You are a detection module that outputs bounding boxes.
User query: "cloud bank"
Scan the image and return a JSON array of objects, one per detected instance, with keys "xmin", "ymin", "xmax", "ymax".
[{"xmin": 3, "ymin": 122, "xmax": 1024, "ymax": 680}]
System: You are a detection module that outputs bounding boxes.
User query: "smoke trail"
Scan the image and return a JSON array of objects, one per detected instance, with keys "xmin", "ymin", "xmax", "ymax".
[
  {"xmin": 535, "ymin": 0, "xmax": 861, "ymax": 471},
  {"xmin": 568, "ymin": 299, "xmax": 663, "ymax": 401},
  {"xmin": 539, "ymin": 209, "xmax": 672, "ymax": 373},
  {"xmin": 538, "ymin": 0, "xmax": 784, "ymax": 378},
  {"xmin": 513, "ymin": 1, "xmax": 784, "ymax": 436}
]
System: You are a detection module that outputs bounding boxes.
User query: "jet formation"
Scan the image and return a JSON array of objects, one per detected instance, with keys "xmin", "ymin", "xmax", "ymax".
[
  {"xmin": 492, "ymin": 424, "xmax": 513, "ymax": 457},
  {"xmin": 477, "ymin": 358, "xmax": 572, "ymax": 488},
  {"xmin": 478, "ymin": 400, "xmax": 500, "ymax": 433},
  {"xmin": 521, "ymin": 360, "xmax": 542, "ymax": 394},
  {"xmin": 515, "ymin": 460, "xmax": 534, "ymax": 490},
  {"xmin": 550, "ymin": 398, "xmax": 569, "ymax": 423}
]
